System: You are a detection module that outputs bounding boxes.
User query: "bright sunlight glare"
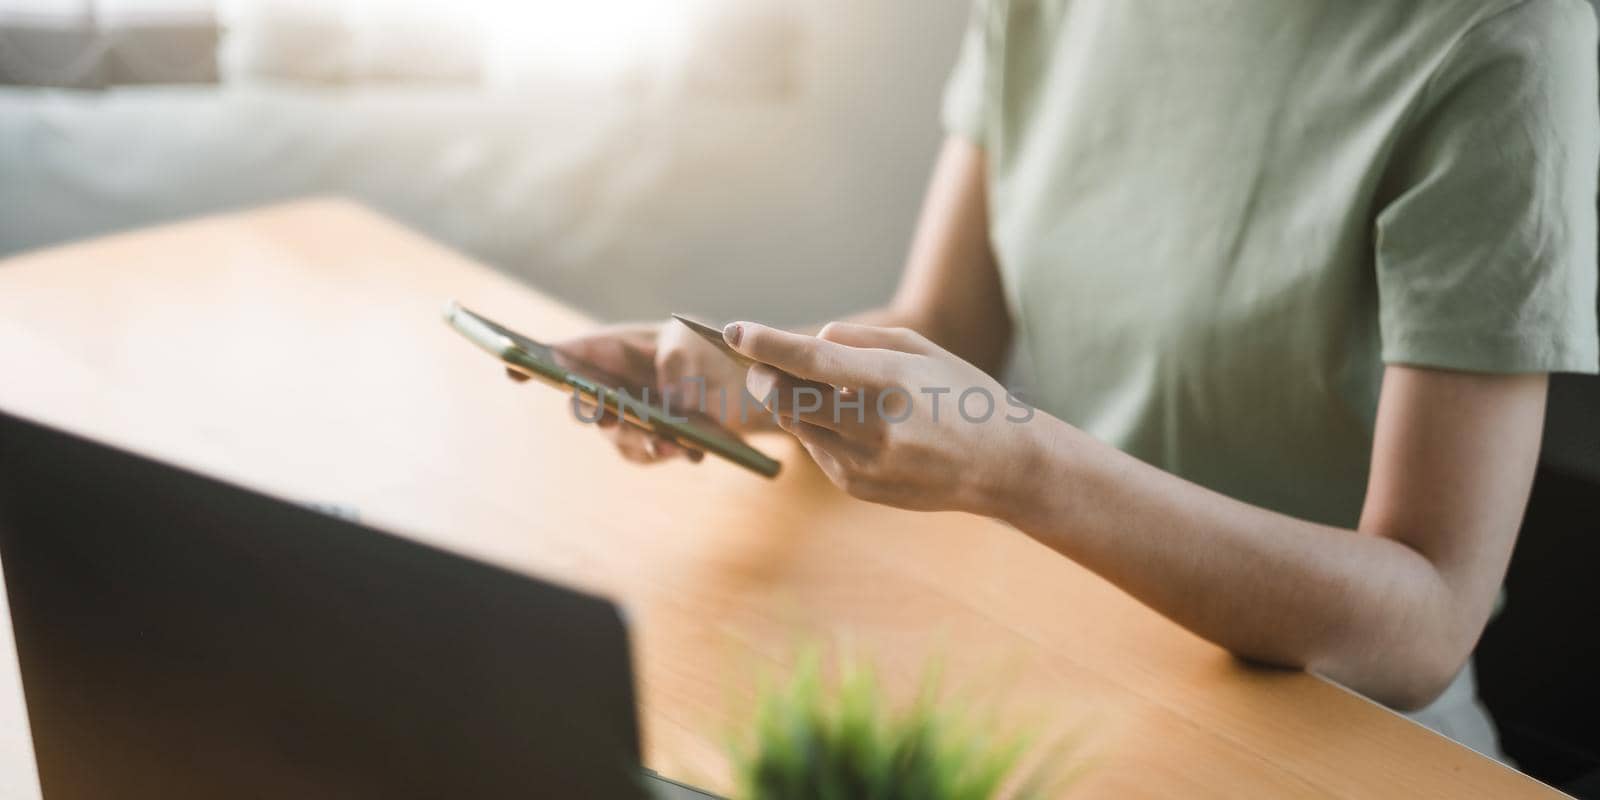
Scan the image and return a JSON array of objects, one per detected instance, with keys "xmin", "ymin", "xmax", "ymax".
[
  {"xmin": 475, "ymin": 0, "xmax": 697, "ymax": 77},
  {"xmin": 272, "ymin": 0, "xmax": 704, "ymax": 82}
]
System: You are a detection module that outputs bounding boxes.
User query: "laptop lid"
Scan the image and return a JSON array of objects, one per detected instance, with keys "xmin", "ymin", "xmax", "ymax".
[{"xmin": 0, "ymin": 409, "xmax": 648, "ymax": 799}]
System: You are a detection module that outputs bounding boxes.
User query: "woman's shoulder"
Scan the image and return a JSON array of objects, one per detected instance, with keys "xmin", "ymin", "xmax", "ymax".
[
  {"xmin": 1415, "ymin": 0, "xmax": 1595, "ymax": 106},
  {"xmin": 1437, "ymin": 0, "xmax": 1595, "ymax": 55}
]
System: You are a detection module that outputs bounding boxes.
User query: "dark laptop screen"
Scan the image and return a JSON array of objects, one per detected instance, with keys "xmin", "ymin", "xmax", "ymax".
[{"xmin": 0, "ymin": 409, "xmax": 645, "ymax": 799}]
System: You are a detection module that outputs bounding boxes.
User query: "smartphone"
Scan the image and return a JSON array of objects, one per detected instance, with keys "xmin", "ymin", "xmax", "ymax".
[{"xmin": 444, "ymin": 301, "xmax": 780, "ymax": 479}]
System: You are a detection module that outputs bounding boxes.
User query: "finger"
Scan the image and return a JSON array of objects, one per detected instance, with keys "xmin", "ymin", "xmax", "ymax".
[
  {"xmin": 652, "ymin": 435, "xmax": 703, "ymax": 462},
  {"xmin": 783, "ymin": 416, "xmax": 855, "ymax": 453},
  {"xmin": 801, "ymin": 439, "xmax": 842, "ymax": 481},
  {"xmin": 747, "ymin": 365, "xmax": 875, "ymax": 436},
  {"xmin": 612, "ymin": 425, "xmax": 666, "ymax": 464},
  {"xmin": 551, "ymin": 337, "xmax": 657, "ymax": 391},
  {"xmin": 658, "ymin": 380, "xmax": 711, "ymax": 418},
  {"xmin": 549, "ymin": 336, "xmax": 616, "ymax": 365},
  {"xmin": 569, "ymin": 396, "xmax": 622, "ymax": 428},
  {"xmin": 724, "ymin": 322, "xmax": 885, "ymax": 389},
  {"xmin": 614, "ymin": 421, "xmax": 693, "ymax": 463},
  {"xmin": 654, "ymin": 340, "xmax": 691, "ymax": 385},
  {"xmin": 648, "ymin": 434, "xmax": 691, "ymax": 460},
  {"xmin": 816, "ymin": 321, "xmax": 929, "ymax": 354},
  {"xmin": 552, "ymin": 323, "xmax": 657, "ymax": 355},
  {"xmin": 785, "ymin": 420, "xmax": 868, "ymax": 486},
  {"xmin": 505, "ymin": 366, "xmax": 532, "ymax": 383}
]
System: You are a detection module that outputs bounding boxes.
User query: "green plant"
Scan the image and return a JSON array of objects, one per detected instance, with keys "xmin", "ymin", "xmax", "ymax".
[{"xmin": 728, "ymin": 653, "xmax": 1063, "ymax": 800}]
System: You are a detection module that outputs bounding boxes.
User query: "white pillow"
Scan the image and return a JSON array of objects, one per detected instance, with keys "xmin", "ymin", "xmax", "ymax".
[
  {"xmin": 0, "ymin": 0, "xmax": 217, "ymax": 87},
  {"xmin": 215, "ymin": 0, "xmax": 797, "ymax": 98},
  {"xmin": 217, "ymin": 0, "xmax": 478, "ymax": 85}
]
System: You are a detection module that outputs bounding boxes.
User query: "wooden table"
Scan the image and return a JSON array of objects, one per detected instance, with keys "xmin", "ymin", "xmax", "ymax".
[{"xmin": 0, "ymin": 200, "xmax": 1560, "ymax": 798}]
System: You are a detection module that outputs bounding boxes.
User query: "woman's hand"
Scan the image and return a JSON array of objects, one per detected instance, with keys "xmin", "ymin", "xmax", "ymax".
[
  {"xmin": 723, "ymin": 320, "xmax": 1041, "ymax": 515},
  {"xmin": 506, "ymin": 319, "xmax": 764, "ymax": 465},
  {"xmin": 653, "ymin": 317, "xmax": 769, "ymax": 433}
]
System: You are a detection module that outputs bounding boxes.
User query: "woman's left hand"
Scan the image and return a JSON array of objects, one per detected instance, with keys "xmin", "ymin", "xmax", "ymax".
[{"xmin": 723, "ymin": 321, "xmax": 1044, "ymax": 516}]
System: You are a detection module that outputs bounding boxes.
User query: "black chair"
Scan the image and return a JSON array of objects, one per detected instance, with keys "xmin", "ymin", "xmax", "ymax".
[{"xmin": 1473, "ymin": 338, "xmax": 1600, "ymax": 794}]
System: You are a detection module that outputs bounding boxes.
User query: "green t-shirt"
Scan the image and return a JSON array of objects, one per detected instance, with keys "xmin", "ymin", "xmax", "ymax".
[{"xmin": 945, "ymin": 0, "xmax": 1600, "ymax": 527}]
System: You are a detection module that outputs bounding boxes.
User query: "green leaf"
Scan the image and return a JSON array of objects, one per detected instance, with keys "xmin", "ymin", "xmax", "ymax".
[{"xmin": 728, "ymin": 651, "xmax": 1075, "ymax": 800}]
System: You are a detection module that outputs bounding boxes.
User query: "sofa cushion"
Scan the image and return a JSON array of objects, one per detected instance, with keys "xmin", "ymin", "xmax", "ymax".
[{"xmin": 0, "ymin": 0, "xmax": 217, "ymax": 88}]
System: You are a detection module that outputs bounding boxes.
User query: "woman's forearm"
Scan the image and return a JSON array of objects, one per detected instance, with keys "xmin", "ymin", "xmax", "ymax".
[
  {"xmin": 721, "ymin": 326, "xmax": 1537, "ymax": 712},
  {"xmin": 719, "ymin": 325, "xmax": 1534, "ymax": 710},
  {"xmin": 998, "ymin": 415, "xmax": 1467, "ymax": 709}
]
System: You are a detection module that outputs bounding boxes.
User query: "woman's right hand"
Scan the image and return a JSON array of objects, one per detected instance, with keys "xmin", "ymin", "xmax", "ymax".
[{"xmin": 507, "ymin": 319, "xmax": 766, "ymax": 465}]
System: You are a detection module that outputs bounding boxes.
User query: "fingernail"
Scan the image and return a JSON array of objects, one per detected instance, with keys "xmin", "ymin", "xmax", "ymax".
[{"xmin": 723, "ymin": 322, "xmax": 744, "ymax": 347}]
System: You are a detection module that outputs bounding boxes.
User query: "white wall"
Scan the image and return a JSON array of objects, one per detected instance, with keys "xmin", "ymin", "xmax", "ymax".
[{"xmin": 0, "ymin": 1, "xmax": 971, "ymax": 326}]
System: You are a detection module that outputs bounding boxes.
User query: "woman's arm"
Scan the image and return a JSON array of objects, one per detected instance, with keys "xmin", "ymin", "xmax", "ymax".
[
  {"xmin": 1009, "ymin": 365, "xmax": 1545, "ymax": 709},
  {"xmin": 719, "ymin": 322, "xmax": 1546, "ymax": 710},
  {"xmin": 868, "ymin": 137, "xmax": 1012, "ymax": 376}
]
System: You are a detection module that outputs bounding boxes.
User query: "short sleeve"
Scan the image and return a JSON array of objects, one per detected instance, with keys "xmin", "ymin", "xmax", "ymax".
[
  {"xmin": 1374, "ymin": 0, "xmax": 1600, "ymax": 374},
  {"xmin": 941, "ymin": 0, "xmax": 991, "ymax": 144}
]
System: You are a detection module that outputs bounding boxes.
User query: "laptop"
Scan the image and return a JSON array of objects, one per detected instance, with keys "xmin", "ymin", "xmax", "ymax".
[{"xmin": 0, "ymin": 409, "xmax": 718, "ymax": 799}]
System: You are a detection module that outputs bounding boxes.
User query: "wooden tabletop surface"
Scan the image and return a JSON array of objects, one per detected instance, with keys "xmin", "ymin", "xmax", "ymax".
[{"xmin": 0, "ymin": 200, "xmax": 1561, "ymax": 798}]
